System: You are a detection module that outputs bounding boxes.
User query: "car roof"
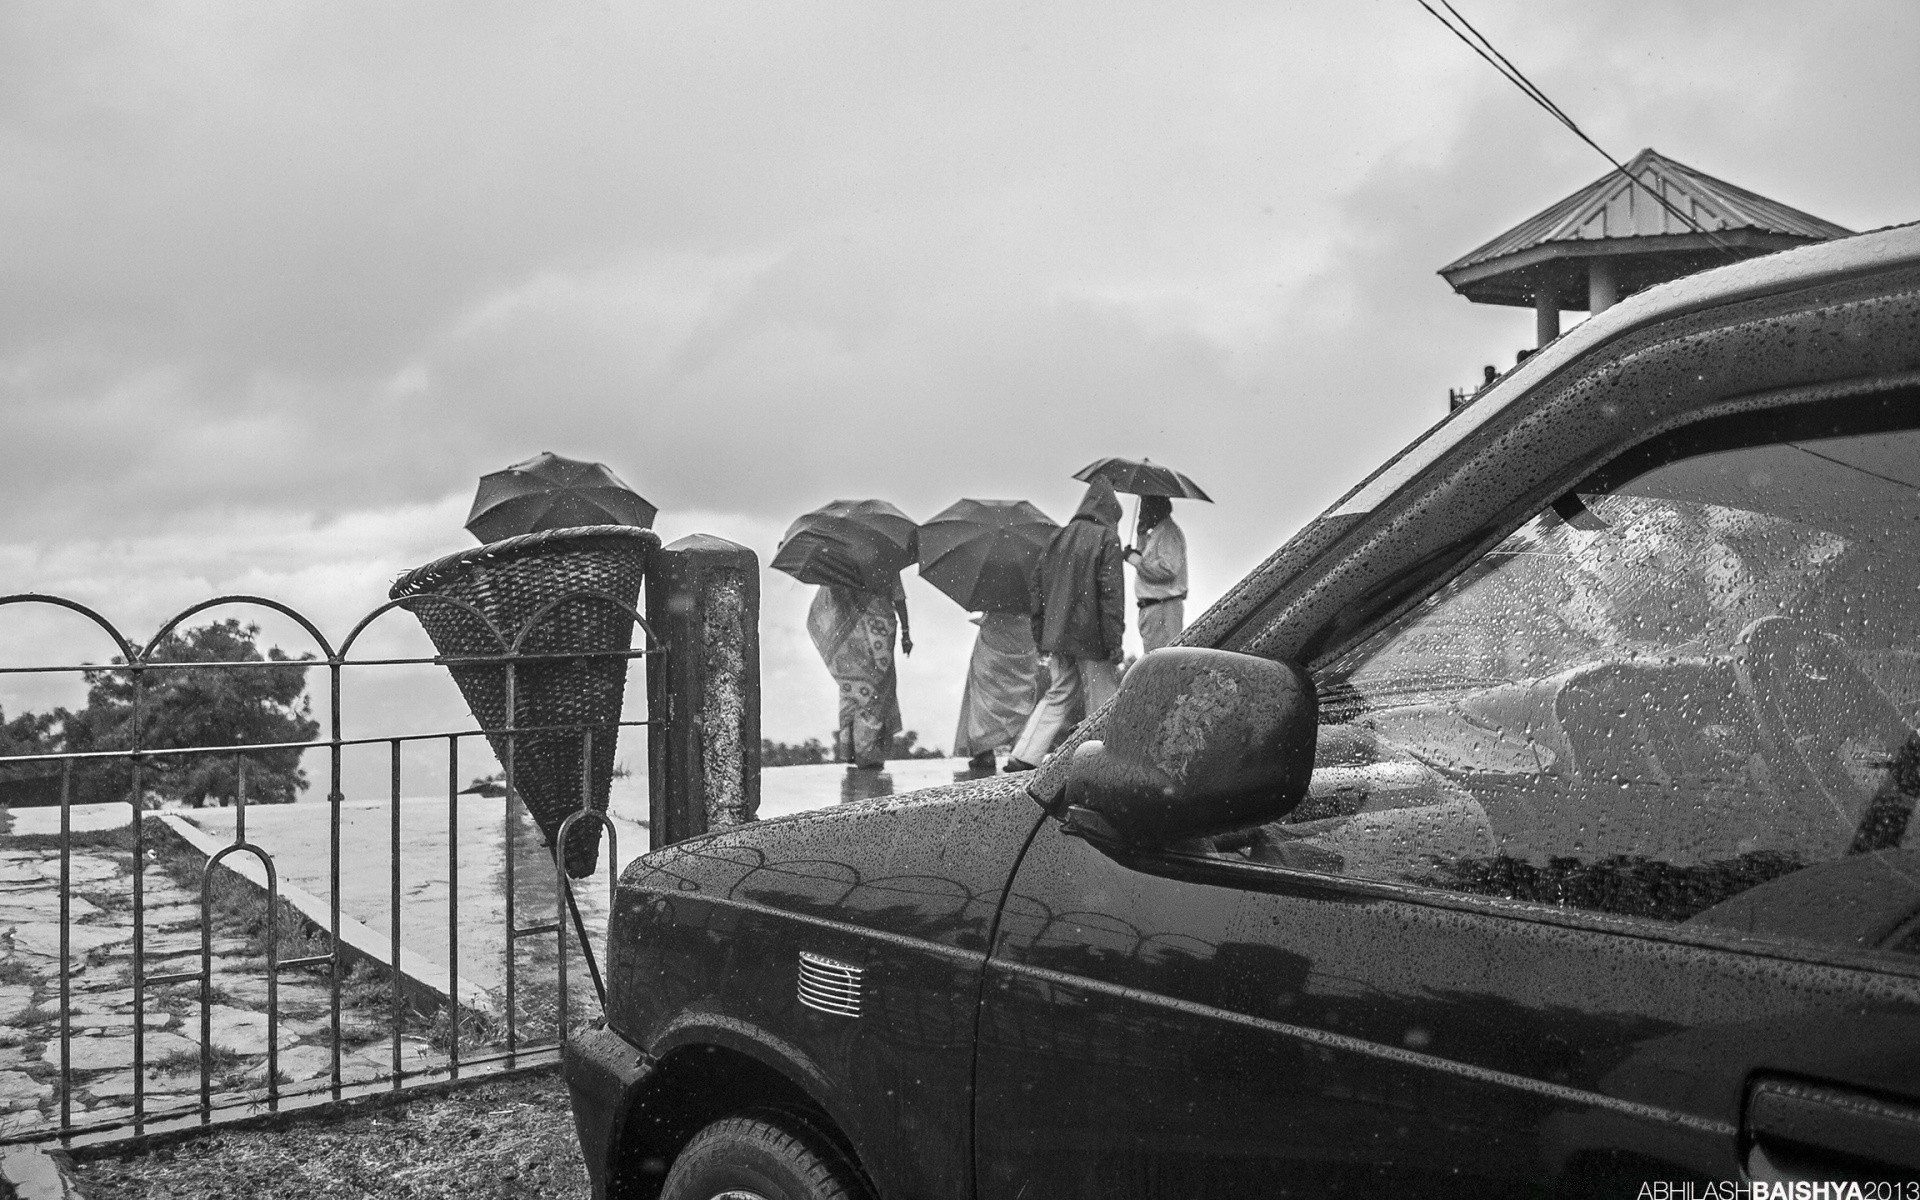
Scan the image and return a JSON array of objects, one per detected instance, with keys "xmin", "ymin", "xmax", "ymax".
[{"xmin": 1328, "ymin": 221, "xmax": 1920, "ymax": 522}]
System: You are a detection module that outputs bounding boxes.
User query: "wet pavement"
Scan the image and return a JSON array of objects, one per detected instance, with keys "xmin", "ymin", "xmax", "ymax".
[
  {"xmin": 0, "ymin": 835, "xmax": 428, "ymax": 1140},
  {"xmin": 0, "ymin": 759, "xmax": 977, "ymax": 1139},
  {"xmin": 13, "ymin": 760, "xmax": 976, "ymax": 1000}
]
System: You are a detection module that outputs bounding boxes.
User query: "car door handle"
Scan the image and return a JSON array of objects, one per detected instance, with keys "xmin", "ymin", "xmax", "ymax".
[{"xmin": 1744, "ymin": 1077, "xmax": 1920, "ymax": 1180}]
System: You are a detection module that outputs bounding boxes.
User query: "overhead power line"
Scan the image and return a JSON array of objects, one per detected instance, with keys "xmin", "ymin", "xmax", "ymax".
[{"xmin": 1417, "ymin": 0, "xmax": 1739, "ymax": 259}]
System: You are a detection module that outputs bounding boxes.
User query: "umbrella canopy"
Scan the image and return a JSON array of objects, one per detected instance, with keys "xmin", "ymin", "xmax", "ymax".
[
  {"xmin": 771, "ymin": 499, "xmax": 919, "ymax": 593},
  {"xmin": 918, "ymin": 499, "xmax": 1059, "ymax": 613},
  {"xmin": 1072, "ymin": 456, "xmax": 1213, "ymax": 501},
  {"xmin": 465, "ymin": 452, "xmax": 657, "ymax": 544}
]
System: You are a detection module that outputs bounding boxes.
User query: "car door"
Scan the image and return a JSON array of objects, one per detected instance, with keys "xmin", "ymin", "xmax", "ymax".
[{"xmin": 975, "ymin": 393, "xmax": 1920, "ymax": 1196}]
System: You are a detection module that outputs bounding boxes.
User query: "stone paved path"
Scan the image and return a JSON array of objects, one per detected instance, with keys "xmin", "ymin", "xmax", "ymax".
[
  {"xmin": 0, "ymin": 762, "xmax": 964, "ymax": 1143},
  {"xmin": 0, "ymin": 835, "xmax": 446, "ymax": 1142}
]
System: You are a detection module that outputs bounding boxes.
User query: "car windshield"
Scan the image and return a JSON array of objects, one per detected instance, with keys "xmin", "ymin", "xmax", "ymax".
[
  {"xmin": 1321, "ymin": 428, "xmax": 1920, "ymax": 728},
  {"xmin": 1242, "ymin": 422, "xmax": 1920, "ymax": 937}
]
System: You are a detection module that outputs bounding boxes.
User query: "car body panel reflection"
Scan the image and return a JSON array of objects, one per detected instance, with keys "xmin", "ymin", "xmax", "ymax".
[
  {"xmin": 976, "ymin": 819, "xmax": 1920, "ymax": 1196},
  {"xmin": 609, "ymin": 780, "xmax": 1044, "ymax": 1199}
]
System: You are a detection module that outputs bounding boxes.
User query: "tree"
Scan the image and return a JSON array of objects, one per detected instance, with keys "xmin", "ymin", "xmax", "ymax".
[
  {"xmin": 761, "ymin": 738, "xmax": 829, "ymax": 767},
  {"xmin": 0, "ymin": 707, "xmax": 61, "ymax": 764},
  {"xmin": 886, "ymin": 730, "xmax": 944, "ymax": 760},
  {"xmin": 462, "ymin": 771, "xmax": 508, "ymax": 797},
  {"xmin": 758, "ymin": 733, "xmax": 944, "ymax": 767},
  {"xmin": 0, "ymin": 706, "xmax": 64, "ymax": 802},
  {"xmin": 62, "ymin": 620, "xmax": 319, "ymax": 807}
]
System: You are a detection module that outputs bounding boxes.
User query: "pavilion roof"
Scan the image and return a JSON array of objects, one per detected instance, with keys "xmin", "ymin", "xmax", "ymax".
[{"xmin": 1440, "ymin": 149, "xmax": 1853, "ymax": 309}]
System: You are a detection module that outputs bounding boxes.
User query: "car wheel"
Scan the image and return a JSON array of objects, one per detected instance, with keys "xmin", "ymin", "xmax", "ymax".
[{"xmin": 660, "ymin": 1111, "xmax": 866, "ymax": 1200}]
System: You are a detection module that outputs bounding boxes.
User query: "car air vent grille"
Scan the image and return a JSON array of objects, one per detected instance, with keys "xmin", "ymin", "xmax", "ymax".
[{"xmin": 797, "ymin": 952, "xmax": 863, "ymax": 1018}]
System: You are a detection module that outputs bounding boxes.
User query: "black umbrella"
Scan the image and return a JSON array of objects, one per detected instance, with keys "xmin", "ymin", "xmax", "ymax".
[
  {"xmin": 1073, "ymin": 456, "xmax": 1213, "ymax": 502},
  {"xmin": 771, "ymin": 499, "xmax": 918, "ymax": 593},
  {"xmin": 465, "ymin": 452, "xmax": 657, "ymax": 544},
  {"xmin": 917, "ymin": 499, "xmax": 1058, "ymax": 613}
]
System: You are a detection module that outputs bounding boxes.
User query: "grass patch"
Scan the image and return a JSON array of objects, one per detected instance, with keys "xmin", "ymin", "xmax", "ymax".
[
  {"xmin": 0, "ymin": 958, "xmax": 36, "ymax": 988},
  {"xmin": 280, "ymin": 959, "xmax": 451, "ymax": 1049},
  {"xmin": 81, "ymin": 881, "xmax": 139, "ymax": 913},
  {"xmin": 499, "ymin": 962, "xmax": 602, "ymax": 1047},
  {"xmin": 0, "ymin": 824, "xmax": 138, "ymax": 855},
  {"xmin": 143, "ymin": 818, "xmax": 330, "ymax": 964},
  {"xmin": 147, "ymin": 1039, "xmax": 276, "ymax": 1094},
  {"xmin": 336, "ymin": 959, "xmax": 398, "ymax": 1013},
  {"xmin": 74, "ymin": 1071, "xmax": 589, "ymax": 1199},
  {"xmin": 15, "ymin": 1003, "xmax": 60, "ymax": 1029},
  {"xmin": 425, "ymin": 1001, "xmax": 508, "ymax": 1059},
  {"xmin": 151, "ymin": 1041, "xmax": 235, "ymax": 1071}
]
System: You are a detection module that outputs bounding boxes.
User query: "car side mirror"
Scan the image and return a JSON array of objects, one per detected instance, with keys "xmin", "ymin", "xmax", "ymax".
[{"xmin": 1060, "ymin": 647, "xmax": 1316, "ymax": 851}]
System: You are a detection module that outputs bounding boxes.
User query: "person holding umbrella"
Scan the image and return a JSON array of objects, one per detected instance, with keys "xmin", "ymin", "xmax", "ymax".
[
  {"xmin": 952, "ymin": 614, "xmax": 1043, "ymax": 777},
  {"xmin": 1004, "ymin": 478, "xmax": 1126, "ymax": 773},
  {"xmin": 1127, "ymin": 495, "xmax": 1187, "ymax": 651},
  {"xmin": 773, "ymin": 500, "xmax": 918, "ymax": 772},
  {"xmin": 808, "ymin": 578, "xmax": 911, "ymax": 770},
  {"xmin": 1073, "ymin": 456, "xmax": 1210, "ymax": 654},
  {"xmin": 917, "ymin": 499, "xmax": 1058, "ymax": 778}
]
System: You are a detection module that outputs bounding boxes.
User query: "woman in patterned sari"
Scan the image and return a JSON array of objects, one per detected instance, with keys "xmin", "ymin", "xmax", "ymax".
[{"xmin": 808, "ymin": 576, "xmax": 913, "ymax": 769}]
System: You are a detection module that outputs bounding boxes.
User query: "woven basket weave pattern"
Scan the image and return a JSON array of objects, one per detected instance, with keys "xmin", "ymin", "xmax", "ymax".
[{"xmin": 391, "ymin": 527, "xmax": 657, "ymax": 877}]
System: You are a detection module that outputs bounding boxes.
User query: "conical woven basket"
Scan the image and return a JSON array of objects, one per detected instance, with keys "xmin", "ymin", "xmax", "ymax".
[{"xmin": 390, "ymin": 525, "xmax": 658, "ymax": 877}]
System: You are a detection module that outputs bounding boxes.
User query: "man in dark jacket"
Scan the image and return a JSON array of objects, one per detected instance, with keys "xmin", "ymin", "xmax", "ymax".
[{"xmin": 1004, "ymin": 478, "xmax": 1126, "ymax": 771}]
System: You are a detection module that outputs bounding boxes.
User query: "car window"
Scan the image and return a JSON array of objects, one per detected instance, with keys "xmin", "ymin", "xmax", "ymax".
[{"xmin": 1211, "ymin": 413, "xmax": 1920, "ymax": 957}]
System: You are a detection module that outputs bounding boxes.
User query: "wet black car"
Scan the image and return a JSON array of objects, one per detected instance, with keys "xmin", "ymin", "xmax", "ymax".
[{"xmin": 567, "ymin": 223, "xmax": 1920, "ymax": 1198}]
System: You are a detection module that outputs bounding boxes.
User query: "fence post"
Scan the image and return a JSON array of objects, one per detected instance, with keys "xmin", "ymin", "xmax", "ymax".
[{"xmin": 646, "ymin": 534, "xmax": 761, "ymax": 849}]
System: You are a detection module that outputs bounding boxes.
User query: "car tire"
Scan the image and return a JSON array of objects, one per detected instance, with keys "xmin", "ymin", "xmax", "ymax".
[{"xmin": 659, "ymin": 1110, "xmax": 866, "ymax": 1200}]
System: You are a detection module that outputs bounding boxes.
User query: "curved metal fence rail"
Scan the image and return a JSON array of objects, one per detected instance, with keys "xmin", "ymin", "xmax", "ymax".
[{"xmin": 0, "ymin": 589, "xmax": 661, "ymax": 1148}]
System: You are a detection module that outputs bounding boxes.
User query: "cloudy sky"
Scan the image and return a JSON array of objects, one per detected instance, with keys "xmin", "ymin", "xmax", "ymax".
[{"xmin": 2, "ymin": 0, "xmax": 1916, "ymax": 786}]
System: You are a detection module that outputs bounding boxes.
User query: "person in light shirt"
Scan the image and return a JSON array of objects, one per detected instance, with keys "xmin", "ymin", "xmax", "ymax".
[{"xmin": 1125, "ymin": 495, "xmax": 1187, "ymax": 652}]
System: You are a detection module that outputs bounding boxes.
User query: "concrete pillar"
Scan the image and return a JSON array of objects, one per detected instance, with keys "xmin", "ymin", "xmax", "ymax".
[
  {"xmin": 645, "ymin": 534, "xmax": 761, "ymax": 849},
  {"xmin": 1588, "ymin": 257, "xmax": 1619, "ymax": 314},
  {"xmin": 1534, "ymin": 288, "xmax": 1560, "ymax": 348}
]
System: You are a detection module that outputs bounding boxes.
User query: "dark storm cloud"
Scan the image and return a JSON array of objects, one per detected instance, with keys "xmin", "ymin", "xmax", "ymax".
[{"xmin": 0, "ymin": 0, "xmax": 1914, "ymax": 744}]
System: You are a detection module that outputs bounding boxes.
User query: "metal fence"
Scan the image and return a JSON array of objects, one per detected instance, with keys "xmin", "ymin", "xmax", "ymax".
[{"xmin": 0, "ymin": 588, "xmax": 656, "ymax": 1148}]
